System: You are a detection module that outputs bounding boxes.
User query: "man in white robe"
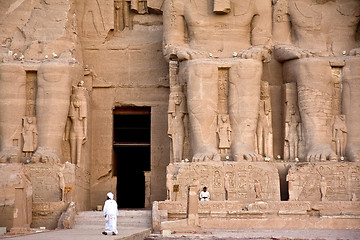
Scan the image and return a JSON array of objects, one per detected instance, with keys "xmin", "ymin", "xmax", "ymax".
[
  {"xmin": 102, "ymin": 192, "xmax": 118, "ymax": 235},
  {"xmin": 199, "ymin": 187, "xmax": 210, "ymax": 201}
]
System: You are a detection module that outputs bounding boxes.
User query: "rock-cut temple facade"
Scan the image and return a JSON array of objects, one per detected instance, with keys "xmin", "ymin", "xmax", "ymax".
[{"xmin": 0, "ymin": 0, "xmax": 359, "ymax": 233}]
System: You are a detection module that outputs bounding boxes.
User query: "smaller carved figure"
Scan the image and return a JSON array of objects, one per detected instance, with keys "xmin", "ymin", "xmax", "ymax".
[
  {"xmin": 168, "ymin": 86, "xmax": 187, "ymax": 162},
  {"xmin": 285, "ymin": 104, "xmax": 302, "ymax": 161},
  {"xmin": 256, "ymin": 81, "xmax": 273, "ymax": 159},
  {"xmin": 332, "ymin": 115, "xmax": 347, "ymax": 159},
  {"xmin": 254, "ymin": 180, "xmax": 262, "ymax": 200},
  {"xmin": 286, "ymin": 167, "xmax": 300, "ymax": 201},
  {"xmin": 320, "ymin": 177, "xmax": 327, "ymax": 201},
  {"xmin": 216, "ymin": 115, "xmax": 231, "ymax": 154},
  {"xmin": 65, "ymin": 81, "xmax": 88, "ymax": 166},
  {"xmin": 22, "ymin": 117, "xmax": 38, "ymax": 157}
]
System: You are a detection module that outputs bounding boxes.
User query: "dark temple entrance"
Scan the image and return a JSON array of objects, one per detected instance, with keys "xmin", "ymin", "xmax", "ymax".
[{"xmin": 113, "ymin": 107, "xmax": 151, "ymax": 208}]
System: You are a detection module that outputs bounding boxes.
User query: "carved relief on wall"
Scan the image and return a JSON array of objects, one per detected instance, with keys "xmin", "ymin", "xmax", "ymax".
[
  {"xmin": 286, "ymin": 163, "xmax": 360, "ymax": 201},
  {"xmin": 167, "ymin": 162, "xmax": 280, "ymax": 202}
]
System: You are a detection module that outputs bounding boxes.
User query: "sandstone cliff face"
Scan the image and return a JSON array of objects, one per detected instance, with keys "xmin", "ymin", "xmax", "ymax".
[{"xmin": 0, "ymin": 0, "xmax": 82, "ymax": 62}]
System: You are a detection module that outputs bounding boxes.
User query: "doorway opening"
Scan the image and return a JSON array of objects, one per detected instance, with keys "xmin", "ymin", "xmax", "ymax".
[{"xmin": 113, "ymin": 107, "xmax": 151, "ymax": 208}]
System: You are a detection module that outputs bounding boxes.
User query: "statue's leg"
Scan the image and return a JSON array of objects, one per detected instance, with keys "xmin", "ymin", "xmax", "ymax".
[
  {"xmin": 181, "ymin": 60, "xmax": 218, "ymax": 162},
  {"xmin": 173, "ymin": 132, "xmax": 184, "ymax": 161},
  {"xmin": 70, "ymin": 136, "xmax": 76, "ymax": 164},
  {"xmin": 229, "ymin": 59, "xmax": 262, "ymax": 161},
  {"xmin": 263, "ymin": 126, "xmax": 270, "ymax": 157},
  {"xmin": 284, "ymin": 58, "xmax": 336, "ymax": 161},
  {"xmin": 343, "ymin": 57, "xmax": 360, "ymax": 162},
  {"xmin": 32, "ymin": 62, "xmax": 80, "ymax": 163},
  {"xmin": 256, "ymin": 125, "xmax": 263, "ymax": 156},
  {"xmin": 76, "ymin": 137, "xmax": 82, "ymax": 165},
  {"xmin": 0, "ymin": 63, "xmax": 26, "ymax": 163}
]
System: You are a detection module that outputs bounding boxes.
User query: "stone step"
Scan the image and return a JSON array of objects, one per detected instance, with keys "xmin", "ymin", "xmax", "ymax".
[
  {"xmin": 76, "ymin": 210, "xmax": 151, "ymax": 217},
  {"xmin": 74, "ymin": 210, "xmax": 152, "ymax": 229}
]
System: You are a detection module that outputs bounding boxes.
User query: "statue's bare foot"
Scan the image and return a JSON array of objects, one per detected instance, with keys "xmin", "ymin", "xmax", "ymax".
[
  {"xmin": 192, "ymin": 145, "xmax": 219, "ymax": 162},
  {"xmin": 31, "ymin": 147, "xmax": 60, "ymax": 163},
  {"xmin": 232, "ymin": 144, "xmax": 263, "ymax": 161},
  {"xmin": 0, "ymin": 147, "xmax": 19, "ymax": 163},
  {"xmin": 346, "ymin": 144, "xmax": 360, "ymax": 162},
  {"xmin": 306, "ymin": 144, "xmax": 337, "ymax": 162}
]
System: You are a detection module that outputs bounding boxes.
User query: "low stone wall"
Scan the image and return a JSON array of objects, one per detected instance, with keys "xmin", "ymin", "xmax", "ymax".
[
  {"xmin": 156, "ymin": 200, "xmax": 360, "ymax": 231},
  {"xmin": 0, "ymin": 163, "xmax": 32, "ymax": 231}
]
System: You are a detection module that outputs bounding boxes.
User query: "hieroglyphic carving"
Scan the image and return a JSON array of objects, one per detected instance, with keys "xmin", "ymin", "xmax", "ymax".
[
  {"xmin": 330, "ymin": 65, "xmax": 343, "ymax": 116},
  {"xmin": 286, "ymin": 163, "xmax": 360, "ymax": 201},
  {"xmin": 167, "ymin": 162, "xmax": 280, "ymax": 202},
  {"xmin": 25, "ymin": 71, "xmax": 37, "ymax": 117},
  {"xmin": 254, "ymin": 180, "xmax": 262, "ymax": 200},
  {"xmin": 320, "ymin": 176, "xmax": 327, "ymax": 201},
  {"xmin": 218, "ymin": 67, "xmax": 229, "ymax": 115}
]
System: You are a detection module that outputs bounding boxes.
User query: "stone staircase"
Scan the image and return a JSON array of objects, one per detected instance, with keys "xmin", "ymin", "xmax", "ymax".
[{"xmin": 74, "ymin": 210, "xmax": 152, "ymax": 230}]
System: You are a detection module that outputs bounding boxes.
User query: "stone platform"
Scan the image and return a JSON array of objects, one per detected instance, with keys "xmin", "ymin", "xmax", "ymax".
[{"xmin": 154, "ymin": 200, "xmax": 360, "ymax": 232}]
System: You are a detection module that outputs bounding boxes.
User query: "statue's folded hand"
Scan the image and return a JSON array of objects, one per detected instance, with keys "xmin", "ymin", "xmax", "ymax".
[
  {"xmin": 238, "ymin": 45, "xmax": 272, "ymax": 62},
  {"xmin": 274, "ymin": 44, "xmax": 312, "ymax": 62},
  {"xmin": 164, "ymin": 46, "xmax": 208, "ymax": 61}
]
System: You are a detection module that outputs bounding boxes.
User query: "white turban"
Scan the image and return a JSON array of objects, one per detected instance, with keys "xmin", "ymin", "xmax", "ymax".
[{"xmin": 107, "ymin": 192, "xmax": 114, "ymax": 200}]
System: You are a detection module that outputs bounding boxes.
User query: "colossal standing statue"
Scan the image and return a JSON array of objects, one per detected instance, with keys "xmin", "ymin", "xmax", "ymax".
[
  {"xmin": 274, "ymin": 0, "xmax": 360, "ymax": 162},
  {"xmin": 163, "ymin": 0, "xmax": 272, "ymax": 161}
]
